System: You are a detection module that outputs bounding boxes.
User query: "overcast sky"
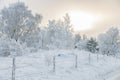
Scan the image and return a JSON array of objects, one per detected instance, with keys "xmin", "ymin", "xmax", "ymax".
[{"xmin": 0, "ymin": 0, "xmax": 120, "ymax": 37}]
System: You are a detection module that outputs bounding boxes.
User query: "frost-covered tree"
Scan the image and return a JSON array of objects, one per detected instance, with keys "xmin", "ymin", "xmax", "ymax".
[
  {"xmin": 0, "ymin": 3, "xmax": 39, "ymax": 78},
  {"xmin": 23, "ymin": 28, "xmax": 40, "ymax": 48},
  {"xmin": 86, "ymin": 37, "xmax": 97, "ymax": 53},
  {"xmin": 83, "ymin": 34, "xmax": 87, "ymax": 40},
  {"xmin": 0, "ymin": 2, "xmax": 42, "ymax": 42},
  {"xmin": 98, "ymin": 27, "xmax": 120, "ymax": 56},
  {"xmin": 74, "ymin": 33, "xmax": 81, "ymax": 48},
  {"xmin": 38, "ymin": 27, "xmax": 49, "ymax": 49},
  {"xmin": 46, "ymin": 14, "xmax": 74, "ymax": 49}
]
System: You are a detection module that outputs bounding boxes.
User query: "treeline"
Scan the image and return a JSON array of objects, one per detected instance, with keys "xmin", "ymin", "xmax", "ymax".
[{"xmin": 0, "ymin": 2, "xmax": 120, "ymax": 56}]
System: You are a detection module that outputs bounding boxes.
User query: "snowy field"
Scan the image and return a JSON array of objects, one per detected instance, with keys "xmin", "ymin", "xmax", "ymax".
[{"xmin": 0, "ymin": 50, "xmax": 120, "ymax": 80}]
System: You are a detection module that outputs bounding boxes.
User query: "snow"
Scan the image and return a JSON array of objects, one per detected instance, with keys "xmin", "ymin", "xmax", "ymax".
[
  {"xmin": 107, "ymin": 74, "xmax": 120, "ymax": 80},
  {"xmin": 0, "ymin": 50, "xmax": 120, "ymax": 80}
]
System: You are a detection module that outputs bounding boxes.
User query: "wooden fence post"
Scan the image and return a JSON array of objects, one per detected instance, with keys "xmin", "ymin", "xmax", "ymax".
[
  {"xmin": 53, "ymin": 56, "xmax": 56, "ymax": 72},
  {"xmin": 97, "ymin": 53, "xmax": 99, "ymax": 62},
  {"xmin": 12, "ymin": 57, "xmax": 16, "ymax": 80},
  {"xmin": 89, "ymin": 53, "xmax": 91, "ymax": 64},
  {"xmin": 75, "ymin": 55, "xmax": 78, "ymax": 68}
]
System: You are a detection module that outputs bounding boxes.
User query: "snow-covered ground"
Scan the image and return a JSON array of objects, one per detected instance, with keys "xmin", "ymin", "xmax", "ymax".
[
  {"xmin": 107, "ymin": 75, "xmax": 120, "ymax": 80},
  {"xmin": 0, "ymin": 50, "xmax": 120, "ymax": 80}
]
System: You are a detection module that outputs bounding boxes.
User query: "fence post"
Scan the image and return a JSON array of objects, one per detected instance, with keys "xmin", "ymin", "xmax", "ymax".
[
  {"xmin": 97, "ymin": 53, "xmax": 99, "ymax": 62},
  {"xmin": 75, "ymin": 54, "xmax": 78, "ymax": 68},
  {"xmin": 53, "ymin": 56, "xmax": 56, "ymax": 72},
  {"xmin": 89, "ymin": 53, "xmax": 91, "ymax": 64},
  {"xmin": 12, "ymin": 57, "xmax": 16, "ymax": 80}
]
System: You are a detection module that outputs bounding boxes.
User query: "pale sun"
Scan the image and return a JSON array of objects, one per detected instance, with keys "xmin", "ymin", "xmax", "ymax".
[{"xmin": 69, "ymin": 11, "xmax": 101, "ymax": 31}]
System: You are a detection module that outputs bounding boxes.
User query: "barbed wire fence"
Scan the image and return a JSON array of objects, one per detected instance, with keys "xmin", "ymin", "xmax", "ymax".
[{"xmin": 0, "ymin": 52, "xmax": 102, "ymax": 80}]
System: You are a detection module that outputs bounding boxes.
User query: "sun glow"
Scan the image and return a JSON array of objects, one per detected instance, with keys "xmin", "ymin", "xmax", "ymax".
[{"xmin": 69, "ymin": 11, "xmax": 101, "ymax": 31}]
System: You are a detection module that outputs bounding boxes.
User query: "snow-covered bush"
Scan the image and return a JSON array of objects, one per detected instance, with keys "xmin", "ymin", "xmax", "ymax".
[{"xmin": 74, "ymin": 33, "xmax": 81, "ymax": 48}]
